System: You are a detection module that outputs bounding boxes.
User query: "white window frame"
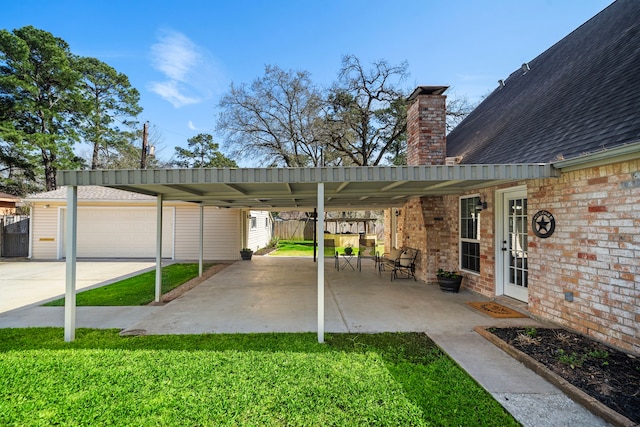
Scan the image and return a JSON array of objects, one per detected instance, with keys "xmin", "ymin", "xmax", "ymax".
[{"xmin": 459, "ymin": 195, "xmax": 481, "ymax": 274}]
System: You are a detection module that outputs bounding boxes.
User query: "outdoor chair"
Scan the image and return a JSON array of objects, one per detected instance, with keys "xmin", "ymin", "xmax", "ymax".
[
  {"xmin": 378, "ymin": 247, "xmax": 402, "ymax": 276},
  {"xmin": 379, "ymin": 247, "xmax": 419, "ymax": 281},
  {"xmin": 392, "ymin": 248, "xmax": 419, "ymax": 281}
]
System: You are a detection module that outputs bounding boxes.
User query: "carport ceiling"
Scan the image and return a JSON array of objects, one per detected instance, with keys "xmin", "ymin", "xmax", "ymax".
[{"xmin": 58, "ymin": 164, "xmax": 558, "ymax": 209}]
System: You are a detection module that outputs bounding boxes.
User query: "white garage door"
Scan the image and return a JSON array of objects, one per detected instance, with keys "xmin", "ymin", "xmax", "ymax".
[{"xmin": 62, "ymin": 207, "xmax": 174, "ymax": 258}]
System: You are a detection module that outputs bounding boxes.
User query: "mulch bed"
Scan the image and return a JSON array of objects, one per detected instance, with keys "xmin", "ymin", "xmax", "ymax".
[{"xmin": 485, "ymin": 327, "xmax": 639, "ymax": 425}]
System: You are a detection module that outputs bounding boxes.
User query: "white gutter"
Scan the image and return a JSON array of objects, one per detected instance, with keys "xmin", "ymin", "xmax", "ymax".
[{"xmin": 553, "ymin": 141, "xmax": 640, "ymax": 172}]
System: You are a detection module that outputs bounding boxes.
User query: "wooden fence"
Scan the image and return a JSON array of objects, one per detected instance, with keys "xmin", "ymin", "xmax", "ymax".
[
  {"xmin": 273, "ymin": 220, "xmax": 310, "ymax": 240},
  {"xmin": 274, "ymin": 219, "xmax": 385, "ymax": 241},
  {"xmin": 1, "ymin": 215, "xmax": 30, "ymax": 257}
]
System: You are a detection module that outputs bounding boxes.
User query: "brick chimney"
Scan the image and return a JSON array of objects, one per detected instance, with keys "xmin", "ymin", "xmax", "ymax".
[{"xmin": 406, "ymin": 86, "xmax": 448, "ymax": 166}]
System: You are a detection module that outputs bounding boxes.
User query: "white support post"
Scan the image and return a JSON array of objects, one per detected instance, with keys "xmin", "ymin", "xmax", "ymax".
[
  {"xmin": 155, "ymin": 193, "xmax": 163, "ymax": 303},
  {"xmin": 199, "ymin": 204, "xmax": 204, "ymax": 277},
  {"xmin": 317, "ymin": 183, "xmax": 325, "ymax": 343},
  {"xmin": 64, "ymin": 186, "xmax": 78, "ymax": 342}
]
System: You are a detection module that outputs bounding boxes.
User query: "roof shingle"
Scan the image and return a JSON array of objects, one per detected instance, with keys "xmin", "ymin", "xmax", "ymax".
[
  {"xmin": 25, "ymin": 186, "xmax": 156, "ymax": 201},
  {"xmin": 447, "ymin": 0, "xmax": 640, "ymax": 164}
]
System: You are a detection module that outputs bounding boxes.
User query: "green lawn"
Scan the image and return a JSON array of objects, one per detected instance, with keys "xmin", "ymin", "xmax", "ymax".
[
  {"xmin": 270, "ymin": 239, "xmax": 384, "ymax": 257},
  {"xmin": 44, "ymin": 263, "xmax": 212, "ymax": 307},
  {"xmin": 0, "ymin": 329, "xmax": 518, "ymax": 426}
]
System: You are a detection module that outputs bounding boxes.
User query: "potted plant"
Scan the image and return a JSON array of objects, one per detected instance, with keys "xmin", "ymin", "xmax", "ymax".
[
  {"xmin": 240, "ymin": 248, "xmax": 253, "ymax": 260},
  {"xmin": 436, "ymin": 269, "xmax": 463, "ymax": 293},
  {"xmin": 343, "ymin": 244, "xmax": 353, "ymax": 255}
]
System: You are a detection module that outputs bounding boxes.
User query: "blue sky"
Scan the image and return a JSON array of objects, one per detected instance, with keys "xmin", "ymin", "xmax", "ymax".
[{"xmin": 3, "ymin": 0, "xmax": 612, "ymax": 166}]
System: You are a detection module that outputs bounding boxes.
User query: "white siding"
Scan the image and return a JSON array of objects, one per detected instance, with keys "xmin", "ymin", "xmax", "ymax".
[
  {"xmin": 247, "ymin": 210, "xmax": 273, "ymax": 252},
  {"xmin": 173, "ymin": 206, "xmax": 240, "ymax": 260},
  {"xmin": 30, "ymin": 206, "xmax": 60, "ymax": 259},
  {"xmin": 60, "ymin": 207, "xmax": 174, "ymax": 258},
  {"xmin": 28, "ymin": 201, "xmax": 261, "ymax": 261}
]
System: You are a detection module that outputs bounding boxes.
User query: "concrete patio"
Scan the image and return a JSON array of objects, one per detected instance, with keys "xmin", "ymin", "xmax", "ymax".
[{"xmin": 120, "ymin": 255, "xmax": 535, "ymax": 335}]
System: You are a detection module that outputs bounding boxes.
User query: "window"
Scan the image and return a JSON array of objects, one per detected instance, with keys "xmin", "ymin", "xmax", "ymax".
[
  {"xmin": 460, "ymin": 196, "xmax": 481, "ymax": 273},
  {"xmin": 250, "ymin": 216, "xmax": 257, "ymax": 229},
  {"xmin": 265, "ymin": 217, "xmax": 269, "ymax": 228}
]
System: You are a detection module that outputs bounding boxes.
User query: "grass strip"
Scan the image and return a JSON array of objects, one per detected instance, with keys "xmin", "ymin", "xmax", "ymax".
[
  {"xmin": 44, "ymin": 263, "xmax": 211, "ymax": 307},
  {"xmin": 270, "ymin": 240, "xmax": 383, "ymax": 257},
  {"xmin": 0, "ymin": 329, "xmax": 518, "ymax": 426}
]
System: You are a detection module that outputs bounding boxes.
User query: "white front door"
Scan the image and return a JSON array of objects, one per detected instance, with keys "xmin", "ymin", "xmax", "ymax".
[{"xmin": 499, "ymin": 189, "xmax": 529, "ymax": 302}]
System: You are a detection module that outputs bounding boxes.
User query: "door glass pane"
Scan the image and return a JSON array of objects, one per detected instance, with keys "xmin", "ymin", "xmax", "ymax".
[{"xmin": 508, "ymin": 198, "xmax": 528, "ymax": 288}]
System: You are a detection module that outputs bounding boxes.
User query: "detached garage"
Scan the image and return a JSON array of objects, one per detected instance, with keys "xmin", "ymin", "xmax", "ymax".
[
  {"xmin": 25, "ymin": 186, "xmax": 272, "ymax": 260},
  {"xmin": 61, "ymin": 206, "xmax": 174, "ymax": 258}
]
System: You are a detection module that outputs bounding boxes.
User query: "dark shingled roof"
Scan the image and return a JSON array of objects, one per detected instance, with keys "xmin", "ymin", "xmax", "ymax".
[{"xmin": 446, "ymin": 0, "xmax": 640, "ymax": 164}]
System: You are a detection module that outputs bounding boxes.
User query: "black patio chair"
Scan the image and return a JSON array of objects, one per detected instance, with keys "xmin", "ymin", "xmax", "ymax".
[
  {"xmin": 393, "ymin": 248, "xmax": 419, "ymax": 281},
  {"xmin": 386, "ymin": 247, "xmax": 419, "ymax": 281}
]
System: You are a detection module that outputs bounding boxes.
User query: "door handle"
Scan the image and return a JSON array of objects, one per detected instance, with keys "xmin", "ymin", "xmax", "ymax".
[{"xmin": 501, "ymin": 240, "xmax": 508, "ymax": 251}]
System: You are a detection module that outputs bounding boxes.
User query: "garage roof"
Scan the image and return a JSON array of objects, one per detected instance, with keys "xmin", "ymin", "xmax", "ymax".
[
  {"xmin": 58, "ymin": 164, "xmax": 558, "ymax": 209},
  {"xmin": 25, "ymin": 186, "xmax": 156, "ymax": 201}
]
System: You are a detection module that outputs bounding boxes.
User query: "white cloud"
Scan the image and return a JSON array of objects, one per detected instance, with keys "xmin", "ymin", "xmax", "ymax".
[
  {"xmin": 188, "ymin": 120, "xmax": 197, "ymax": 130},
  {"xmin": 148, "ymin": 29, "xmax": 226, "ymax": 108},
  {"xmin": 148, "ymin": 80, "xmax": 199, "ymax": 108},
  {"xmin": 151, "ymin": 30, "xmax": 200, "ymax": 82}
]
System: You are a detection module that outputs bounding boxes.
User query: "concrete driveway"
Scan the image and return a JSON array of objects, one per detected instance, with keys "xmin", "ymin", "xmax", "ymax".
[{"xmin": 0, "ymin": 260, "xmax": 156, "ymax": 314}]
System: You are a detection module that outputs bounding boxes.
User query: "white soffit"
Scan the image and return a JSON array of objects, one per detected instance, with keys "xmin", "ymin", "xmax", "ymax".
[{"xmin": 58, "ymin": 164, "xmax": 558, "ymax": 210}]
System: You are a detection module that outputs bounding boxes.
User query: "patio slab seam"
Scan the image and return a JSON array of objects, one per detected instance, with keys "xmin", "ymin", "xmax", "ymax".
[{"xmin": 325, "ymin": 279, "xmax": 350, "ymax": 332}]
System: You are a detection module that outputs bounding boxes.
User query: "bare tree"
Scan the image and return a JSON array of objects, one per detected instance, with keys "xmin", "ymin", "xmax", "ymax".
[
  {"xmin": 322, "ymin": 55, "xmax": 410, "ymax": 166},
  {"xmin": 445, "ymin": 92, "xmax": 476, "ymax": 133},
  {"xmin": 106, "ymin": 124, "xmax": 166, "ymax": 169},
  {"xmin": 216, "ymin": 58, "xmax": 475, "ymax": 168},
  {"xmin": 217, "ymin": 65, "xmax": 326, "ymax": 167}
]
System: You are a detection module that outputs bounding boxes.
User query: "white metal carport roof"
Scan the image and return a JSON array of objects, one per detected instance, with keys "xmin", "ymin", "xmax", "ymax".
[
  {"xmin": 59, "ymin": 164, "xmax": 556, "ymax": 209},
  {"xmin": 58, "ymin": 164, "xmax": 559, "ymax": 342}
]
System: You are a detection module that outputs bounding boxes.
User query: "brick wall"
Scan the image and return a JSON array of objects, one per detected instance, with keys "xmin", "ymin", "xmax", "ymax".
[
  {"xmin": 406, "ymin": 88, "xmax": 447, "ymax": 166},
  {"xmin": 397, "ymin": 191, "xmax": 497, "ymax": 293},
  {"xmin": 396, "ymin": 88, "xmax": 638, "ymax": 353},
  {"xmin": 394, "ymin": 158, "xmax": 639, "ymax": 354},
  {"xmin": 396, "ymin": 195, "xmax": 457, "ymax": 282},
  {"xmin": 527, "ymin": 159, "xmax": 640, "ymax": 354}
]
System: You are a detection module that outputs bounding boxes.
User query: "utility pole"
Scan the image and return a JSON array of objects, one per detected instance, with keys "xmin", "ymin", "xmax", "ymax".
[{"xmin": 140, "ymin": 121, "xmax": 149, "ymax": 169}]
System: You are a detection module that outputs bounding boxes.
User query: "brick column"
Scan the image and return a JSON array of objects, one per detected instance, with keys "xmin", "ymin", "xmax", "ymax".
[{"xmin": 406, "ymin": 86, "xmax": 448, "ymax": 166}]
